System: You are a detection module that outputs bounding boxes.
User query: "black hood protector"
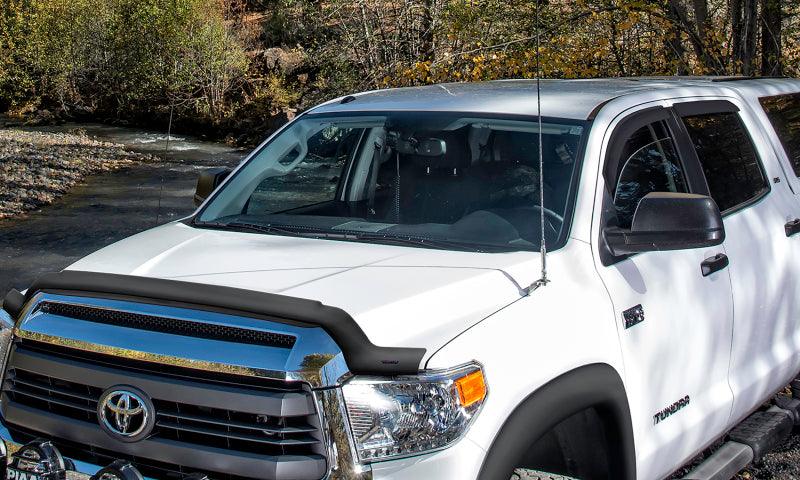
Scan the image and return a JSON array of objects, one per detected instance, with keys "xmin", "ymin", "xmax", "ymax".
[{"xmin": 2, "ymin": 270, "xmax": 426, "ymax": 375}]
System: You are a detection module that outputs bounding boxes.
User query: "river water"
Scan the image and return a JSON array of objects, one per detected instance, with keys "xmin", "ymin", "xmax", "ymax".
[{"xmin": 0, "ymin": 123, "xmax": 247, "ymax": 293}]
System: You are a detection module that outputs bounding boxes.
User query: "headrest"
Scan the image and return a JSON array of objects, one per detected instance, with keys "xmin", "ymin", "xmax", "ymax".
[{"xmin": 492, "ymin": 131, "xmax": 537, "ymax": 164}]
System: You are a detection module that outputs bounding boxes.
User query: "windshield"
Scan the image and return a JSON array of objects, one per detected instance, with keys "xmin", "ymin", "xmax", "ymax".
[{"xmin": 196, "ymin": 112, "xmax": 585, "ymax": 252}]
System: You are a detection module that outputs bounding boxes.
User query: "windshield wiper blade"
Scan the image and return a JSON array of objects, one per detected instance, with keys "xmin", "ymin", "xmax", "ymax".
[
  {"xmin": 196, "ymin": 221, "xmax": 519, "ymax": 252},
  {"xmin": 198, "ymin": 221, "xmax": 333, "ymax": 239},
  {"xmin": 348, "ymin": 232, "xmax": 510, "ymax": 252}
]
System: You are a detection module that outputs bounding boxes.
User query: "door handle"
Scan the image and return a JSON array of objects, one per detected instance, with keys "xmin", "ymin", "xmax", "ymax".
[
  {"xmin": 701, "ymin": 253, "xmax": 729, "ymax": 277},
  {"xmin": 787, "ymin": 219, "xmax": 800, "ymax": 237}
]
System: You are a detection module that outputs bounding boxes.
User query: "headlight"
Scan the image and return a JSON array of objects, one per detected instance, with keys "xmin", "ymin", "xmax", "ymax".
[{"xmin": 342, "ymin": 362, "xmax": 487, "ymax": 463}]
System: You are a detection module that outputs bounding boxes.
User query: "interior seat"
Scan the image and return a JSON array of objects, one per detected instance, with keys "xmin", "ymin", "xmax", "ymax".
[{"xmin": 396, "ymin": 130, "xmax": 481, "ymax": 225}]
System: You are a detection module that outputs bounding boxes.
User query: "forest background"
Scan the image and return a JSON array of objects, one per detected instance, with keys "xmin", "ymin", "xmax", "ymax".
[{"xmin": 0, "ymin": 0, "xmax": 796, "ymax": 143}]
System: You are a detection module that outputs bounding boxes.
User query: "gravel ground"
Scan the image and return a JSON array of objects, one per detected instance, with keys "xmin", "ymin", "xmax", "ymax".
[{"xmin": 0, "ymin": 128, "xmax": 156, "ymax": 219}]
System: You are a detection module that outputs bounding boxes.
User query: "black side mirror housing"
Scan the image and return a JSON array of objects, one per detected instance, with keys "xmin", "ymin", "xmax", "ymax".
[
  {"xmin": 194, "ymin": 167, "xmax": 232, "ymax": 207},
  {"xmin": 604, "ymin": 192, "xmax": 725, "ymax": 256},
  {"xmin": 1, "ymin": 289, "xmax": 25, "ymax": 320}
]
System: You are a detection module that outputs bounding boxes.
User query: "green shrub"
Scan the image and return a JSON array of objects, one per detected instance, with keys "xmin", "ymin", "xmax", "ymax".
[{"xmin": 2, "ymin": 0, "xmax": 248, "ymax": 123}]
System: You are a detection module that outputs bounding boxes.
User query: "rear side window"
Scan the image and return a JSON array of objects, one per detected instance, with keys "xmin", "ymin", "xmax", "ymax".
[
  {"xmin": 612, "ymin": 120, "xmax": 688, "ymax": 228},
  {"xmin": 682, "ymin": 113, "xmax": 768, "ymax": 212},
  {"xmin": 760, "ymin": 93, "xmax": 800, "ymax": 177}
]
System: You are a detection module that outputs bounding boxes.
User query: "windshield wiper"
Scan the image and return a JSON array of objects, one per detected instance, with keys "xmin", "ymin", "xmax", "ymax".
[
  {"xmin": 348, "ymin": 232, "xmax": 516, "ymax": 252},
  {"xmin": 197, "ymin": 221, "xmax": 342, "ymax": 239},
  {"xmin": 196, "ymin": 221, "xmax": 521, "ymax": 252}
]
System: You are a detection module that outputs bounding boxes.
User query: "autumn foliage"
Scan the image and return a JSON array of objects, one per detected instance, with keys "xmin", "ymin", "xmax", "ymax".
[{"xmin": 0, "ymin": 0, "xmax": 798, "ymax": 140}]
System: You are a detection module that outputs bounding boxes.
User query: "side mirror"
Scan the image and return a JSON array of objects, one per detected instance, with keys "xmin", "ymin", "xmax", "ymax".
[
  {"xmin": 604, "ymin": 192, "xmax": 725, "ymax": 256},
  {"xmin": 194, "ymin": 167, "xmax": 232, "ymax": 207}
]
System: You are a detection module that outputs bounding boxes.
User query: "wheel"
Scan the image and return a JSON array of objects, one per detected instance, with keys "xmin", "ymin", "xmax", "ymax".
[{"xmin": 511, "ymin": 469, "xmax": 578, "ymax": 480}]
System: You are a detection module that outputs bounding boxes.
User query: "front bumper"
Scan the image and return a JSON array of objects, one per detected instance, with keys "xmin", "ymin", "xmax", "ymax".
[{"xmin": 0, "ymin": 420, "xmax": 486, "ymax": 480}]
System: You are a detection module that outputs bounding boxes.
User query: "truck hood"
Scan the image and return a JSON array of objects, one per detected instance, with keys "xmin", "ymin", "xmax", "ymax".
[{"xmin": 67, "ymin": 222, "xmax": 534, "ymax": 355}]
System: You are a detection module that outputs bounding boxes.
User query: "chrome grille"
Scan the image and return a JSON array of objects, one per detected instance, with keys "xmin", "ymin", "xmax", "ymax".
[{"xmin": 1, "ymin": 342, "xmax": 328, "ymax": 480}]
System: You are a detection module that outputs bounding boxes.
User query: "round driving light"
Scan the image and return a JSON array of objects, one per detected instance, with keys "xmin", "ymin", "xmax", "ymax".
[
  {"xmin": 0, "ymin": 439, "xmax": 7, "ymax": 480},
  {"xmin": 7, "ymin": 439, "xmax": 67, "ymax": 480},
  {"xmin": 89, "ymin": 460, "xmax": 143, "ymax": 480}
]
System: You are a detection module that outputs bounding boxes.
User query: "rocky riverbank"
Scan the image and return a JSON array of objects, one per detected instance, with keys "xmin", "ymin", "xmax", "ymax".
[{"xmin": 0, "ymin": 128, "xmax": 156, "ymax": 219}]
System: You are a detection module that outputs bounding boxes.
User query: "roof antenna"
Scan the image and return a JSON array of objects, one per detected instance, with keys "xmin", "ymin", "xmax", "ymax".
[
  {"xmin": 525, "ymin": 0, "xmax": 549, "ymax": 295},
  {"xmin": 155, "ymin": 103, "xmax": 173, "ymax": 226}
]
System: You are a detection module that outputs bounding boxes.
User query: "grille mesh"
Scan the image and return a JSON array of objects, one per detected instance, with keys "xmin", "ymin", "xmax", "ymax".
[{"xmin": 38, "ymin": 302, "xmax": 296, "ymax": 348}]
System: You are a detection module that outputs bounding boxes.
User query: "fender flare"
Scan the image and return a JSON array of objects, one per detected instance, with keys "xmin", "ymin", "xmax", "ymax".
[{"xmin": 477, "ymin": 363, "xmax": 636, "ymax": 480}]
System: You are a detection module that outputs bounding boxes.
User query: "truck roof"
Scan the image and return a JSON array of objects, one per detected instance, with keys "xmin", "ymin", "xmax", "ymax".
[{"xmin": 312, "ymin": 77, "xmax": 800, "ymax": 121}]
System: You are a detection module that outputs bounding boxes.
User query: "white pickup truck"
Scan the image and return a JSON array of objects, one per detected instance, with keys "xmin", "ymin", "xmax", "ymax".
[{"xmin": 2, "ymin": 77, "xmax": 800, "ymax": 480}]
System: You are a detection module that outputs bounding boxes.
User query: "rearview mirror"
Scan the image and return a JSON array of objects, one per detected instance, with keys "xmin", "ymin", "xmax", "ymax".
[
  {"xmin": 604, "ymin": 192, "xmax": 725, "ymax": 256},
  {"xmin": 194, "ymin": 167, "xmax": 232, "ymax": 207}
]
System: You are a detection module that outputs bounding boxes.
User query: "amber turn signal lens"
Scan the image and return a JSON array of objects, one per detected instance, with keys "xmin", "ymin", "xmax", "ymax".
[{"xmin": 455, "ymin": 370, "xmax": 486, "ymax": 407}]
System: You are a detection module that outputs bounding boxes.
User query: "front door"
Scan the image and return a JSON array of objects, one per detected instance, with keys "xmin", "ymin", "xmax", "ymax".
[{"xmin": 593, "ymin": 105, "xmax": 735, "ymax": 480}]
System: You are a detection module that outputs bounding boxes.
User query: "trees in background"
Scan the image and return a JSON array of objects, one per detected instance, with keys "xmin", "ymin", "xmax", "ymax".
[
  {"xmin": 315, "ymin": 0, "xmax": 797, "ymax": 89},
  {"xmin": 0, "ymin": 0, "xmax": 249, "ymax": 126},
  {"xmin": 0, "ymin": 0, "xmax": 798, "ymax": 141}
]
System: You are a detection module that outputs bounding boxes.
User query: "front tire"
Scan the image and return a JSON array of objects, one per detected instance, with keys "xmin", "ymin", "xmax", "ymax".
[{"xmin": 511, "ymin": 470, "xmax": 577, "ymax": 480}]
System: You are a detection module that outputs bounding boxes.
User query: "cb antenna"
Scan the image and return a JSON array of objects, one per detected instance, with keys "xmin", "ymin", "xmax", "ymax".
[
  {"xmin": 155, "ymin": 103, "xmax": 173, "ymax": 226},
  {"xmin": 525, "ymin": 0, "xmax": 549, "ymax": 295}
]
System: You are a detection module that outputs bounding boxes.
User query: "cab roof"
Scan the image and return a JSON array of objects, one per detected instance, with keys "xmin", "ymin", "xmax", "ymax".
[{"xmin": 311, "ymin": 77, "xmax": 800, "ymax": 121}]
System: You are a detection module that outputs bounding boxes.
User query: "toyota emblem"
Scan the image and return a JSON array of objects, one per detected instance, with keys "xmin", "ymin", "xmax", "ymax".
[{"xmin": 97, "ymin": 386, "xmax": 155, "ymax": 442}]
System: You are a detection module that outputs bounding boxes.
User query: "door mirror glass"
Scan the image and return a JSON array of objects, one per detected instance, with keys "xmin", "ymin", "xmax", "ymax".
[
  {"xmin": 194, "ymin": 167, "xmax": 233, "ymax": 207},
  {"xmin": 604, "ymin": 192, "xmax": 725, "ymax": 256}
]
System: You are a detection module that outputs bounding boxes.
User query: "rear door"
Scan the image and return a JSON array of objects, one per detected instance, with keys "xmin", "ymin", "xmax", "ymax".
[
  {"xmin": 674, "ymin": 99, "xmax": 800, "ymax": 425},
  {"xmin": 593, "ymin": 105, "xmax": 735, "ymax": 480}
]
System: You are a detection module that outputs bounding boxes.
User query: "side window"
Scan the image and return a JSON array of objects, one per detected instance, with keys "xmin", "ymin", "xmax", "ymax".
[
  {"xmin": 682, "ymin": 112, "xmax": 768, "ymax": 212},
  {"xmin": 613, "ymin": 120, "xmax": 688, "ymax": 228},
  {"xmin": 760, "ymin": 93, "xmax": 800, "ymax": 177}
]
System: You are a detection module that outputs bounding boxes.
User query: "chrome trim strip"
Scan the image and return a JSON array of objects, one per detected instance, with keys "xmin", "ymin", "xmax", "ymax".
[{"xmin": 15, "ymin": 293, "xmax": 352, "ymax": 388}]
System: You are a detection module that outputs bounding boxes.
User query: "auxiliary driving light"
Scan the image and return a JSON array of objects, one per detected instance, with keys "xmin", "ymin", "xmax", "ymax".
[
  {"xmin": 0, "ymin": 439, "xmax": 7, "ymax": 480},
  {"xmin": 89, "ymin": 460, "xmax": 143, "ymax": 480},
  {"xmin": 7, "ymin": 439, "xmax": 68, "ymax": 480}
]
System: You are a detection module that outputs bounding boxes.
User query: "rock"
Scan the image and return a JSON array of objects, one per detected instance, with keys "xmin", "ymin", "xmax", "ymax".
[
  {"xmin": 260, "ymin": 47, "xmax": 305, "ymax": 74},
  {"xmin": 0, "ymin": 129, "xmax": 156, "ymax": 219}
]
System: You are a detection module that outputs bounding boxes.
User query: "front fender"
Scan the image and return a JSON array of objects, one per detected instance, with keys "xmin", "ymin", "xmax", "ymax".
[
  {"xmin": 477, "ymin": 363, "xmax": 635, "ymax": 480},
  {"xmin": 425, "ymin": 241, "xmax": 632, "ymax": 477}
]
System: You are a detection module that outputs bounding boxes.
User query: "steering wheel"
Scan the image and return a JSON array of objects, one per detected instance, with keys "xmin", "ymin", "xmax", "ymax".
[{"xmin": 531, "ymin": 205, "xmax": 564, "ymax": 225}]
